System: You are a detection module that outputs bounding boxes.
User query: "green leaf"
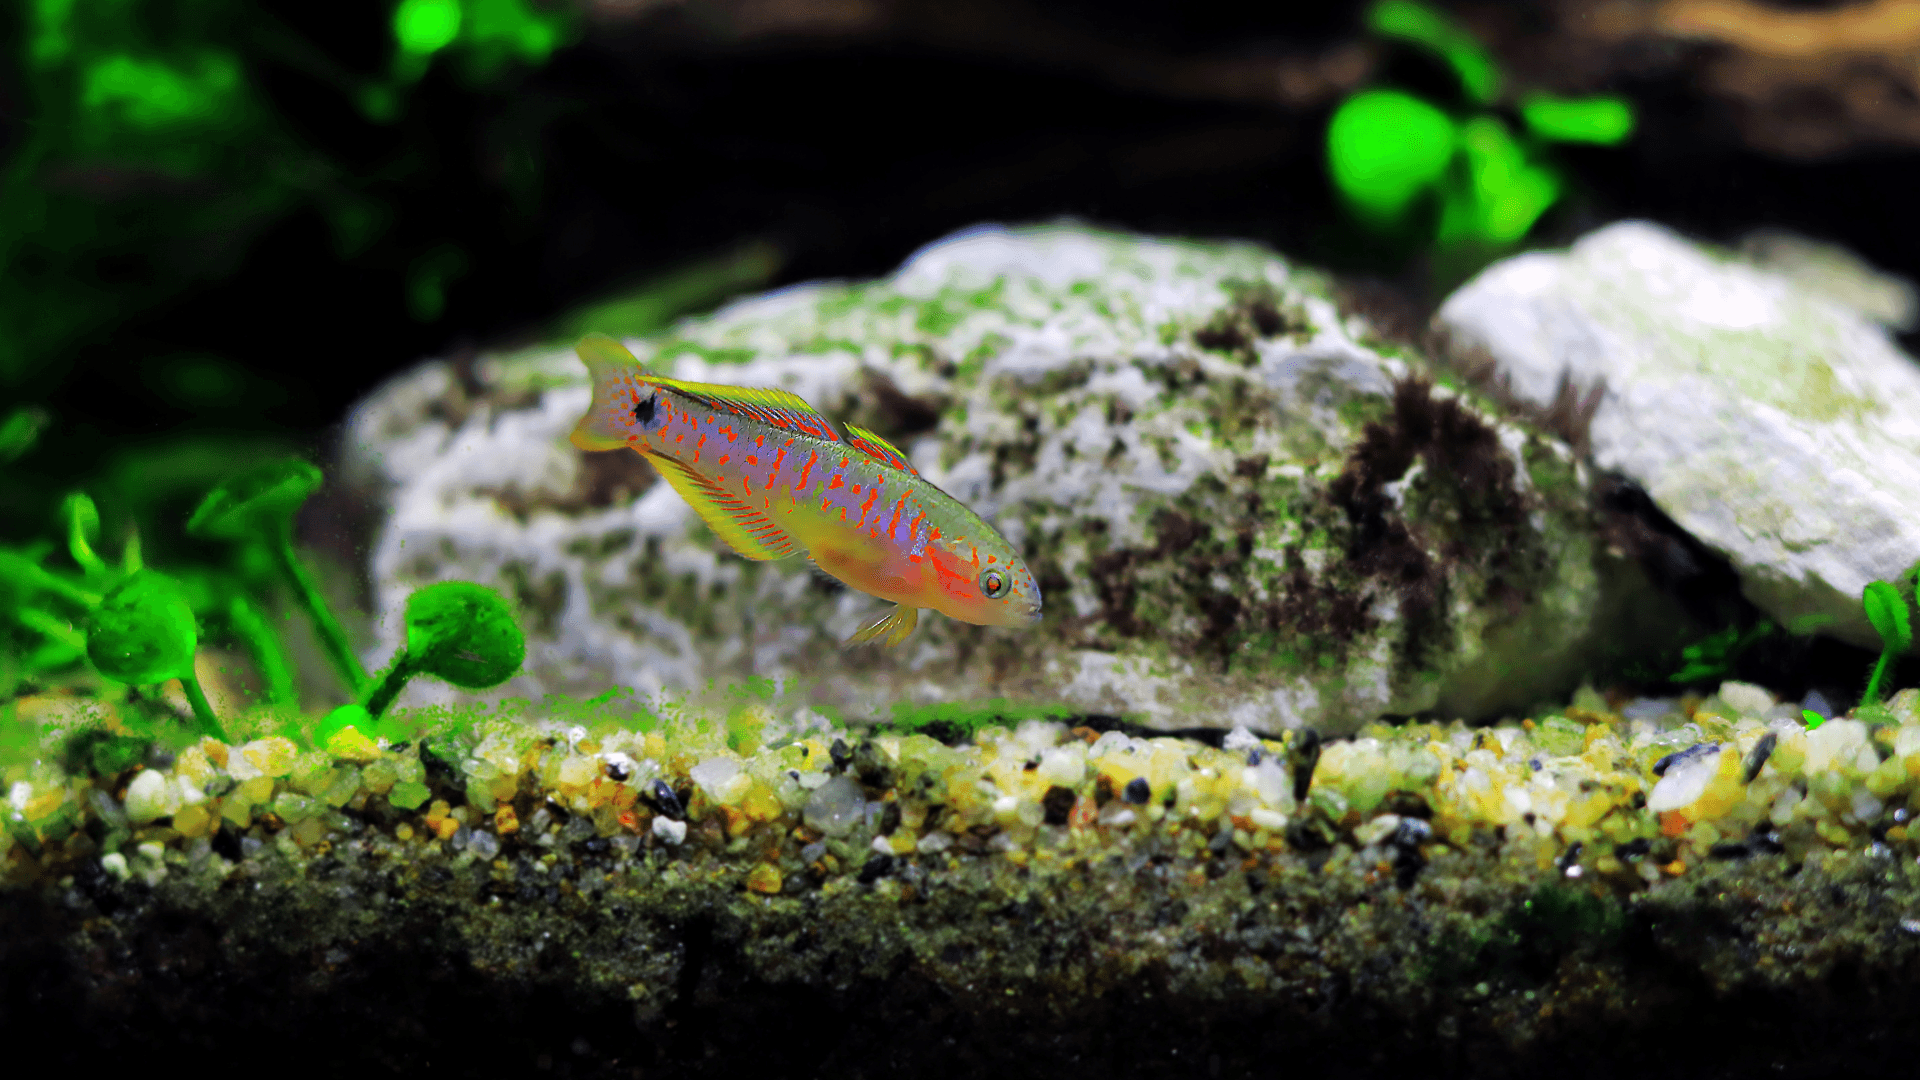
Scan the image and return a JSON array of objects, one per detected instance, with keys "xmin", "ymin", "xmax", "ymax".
[
  {"xmin": 1439, "ymin": 116, "xmax": 1561, "ymax": 245},
  {"xmin": 1326, "ymin": 90, "xmax": 1456, "ymax": 227},
  {"xmin": 185, "ymin": 458, "xmax": 323, "ymax": 541},
  {"xmin": 1367, "ymin": 0, "xmax": 1500, "ymax": 104},
  {"xmin": 1802, "ymin": 708, "xmax": 1826, "ymax": 731},
  {"xmin": 61, "ymin": 491, "xmax": 104, "ymax": 575},
  {"xmin": 404, "ymin": 581, "xmax": 526, "ymax": 690},
  {"xmin": 0, "ymin": 408, "xmax": 48, "ymax": 463},
  {"xmin": 86, "ymin": 570, "xmax": 198, "ymax": 685},
  {"xmin": 1864, "ymin": 579, "xmax": 1912, "ymax": 652},
  {"xmin": 1519, "ymin": 93, "xmax": 1636, "ymax": 145}
]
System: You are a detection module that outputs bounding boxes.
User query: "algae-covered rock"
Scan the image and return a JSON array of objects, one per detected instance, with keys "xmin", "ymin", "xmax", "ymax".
[
  {"xmin": 347, "ymin": 225, "xmax": 1634, "ymax": 731},
  {"xmin": 1440, "ymin": 220, "xmax": 1920, "ymax": 650}
]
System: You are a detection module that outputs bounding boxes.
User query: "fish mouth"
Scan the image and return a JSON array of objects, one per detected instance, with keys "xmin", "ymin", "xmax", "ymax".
[{"xmin": 1022, "ymin": 602, "xmax": 1043, "ymax": 625}]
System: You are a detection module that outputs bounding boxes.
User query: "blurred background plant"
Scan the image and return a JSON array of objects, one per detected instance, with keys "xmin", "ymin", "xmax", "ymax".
[
  {"xmin": 7, "ymin": 0, "xmax": 1920, "ymax": 706},
  {"xmin": 1325, "ymin": 0, "xmax": 1635, "ymax": 282}
]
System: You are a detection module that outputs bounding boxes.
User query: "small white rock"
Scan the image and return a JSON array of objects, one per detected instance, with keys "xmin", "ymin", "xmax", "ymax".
[
  {"xmin": 123, "ymin": 770, "xmax": 180, "ymax": 825},
  {"xmin": 651, "ymin": 816, "xmax": 687, "ymax": 845}
]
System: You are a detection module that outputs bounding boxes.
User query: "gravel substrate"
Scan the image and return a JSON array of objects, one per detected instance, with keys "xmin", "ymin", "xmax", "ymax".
[{"xmin": 8, "ymin": 682, "xmax": 1920, "ymax": 1077}]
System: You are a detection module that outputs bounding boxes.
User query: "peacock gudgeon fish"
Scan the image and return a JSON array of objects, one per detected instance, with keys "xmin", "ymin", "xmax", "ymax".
[{"xmin": 569, "ymin": 333, "xmax": 1041, "ymax": 646}]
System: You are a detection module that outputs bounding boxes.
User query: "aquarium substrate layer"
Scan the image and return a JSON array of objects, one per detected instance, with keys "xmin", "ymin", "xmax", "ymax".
[{"xmin": 8, "ymin": 684, "xmax": 1920, "ymax": 1077}]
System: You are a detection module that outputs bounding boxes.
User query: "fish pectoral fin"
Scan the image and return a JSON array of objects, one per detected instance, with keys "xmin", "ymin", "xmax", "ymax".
[
  {"xmin": 645, "ymin": 452, "xmax": 800, "ymax": 561},
  {"xmin": 844, "ymin": 604, "xmax": 919, "ymax": 648}
]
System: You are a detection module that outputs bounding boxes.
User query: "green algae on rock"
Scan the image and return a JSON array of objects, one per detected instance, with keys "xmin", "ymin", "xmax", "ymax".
[{"xmin": 345, "ymin": 225, "xmax": 1655, "ymax": 732}]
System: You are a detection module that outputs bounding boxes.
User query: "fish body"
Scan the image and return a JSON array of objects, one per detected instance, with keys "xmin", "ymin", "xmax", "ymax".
[{"xmin": 569, "ymin": 333, "xmax": 1041, "ymax": 645}]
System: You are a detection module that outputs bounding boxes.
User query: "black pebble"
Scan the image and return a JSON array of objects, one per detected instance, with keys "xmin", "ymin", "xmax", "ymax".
[
  {"xmin": 1615, "ymin": 837, "xmax": 1652, "ymax": 859},
  {"xmin": 858, "ymin": 854, "xmax": 894, "ymax": 883},
  {"xmin": 1041, "ymin": 786, "xmax": 1076, "ymax": 826},
  {"xmin": 829, "ymin": 739, "xmax": 852, "ymax": 773},
  {"xmin": 648, "ymin": 779, "xmax": 684, "ymax": 820},
  {"xmin": 1290, "ymin": 728, "xmax": 1322, "ymax": 802},
  {"xmin": 1122, "ymin": 777, "xmax": 1150, "ymax": 805},
  {"xmin": 1743, "ymin": 733, "xmax": 1778, "ymax": 784}
]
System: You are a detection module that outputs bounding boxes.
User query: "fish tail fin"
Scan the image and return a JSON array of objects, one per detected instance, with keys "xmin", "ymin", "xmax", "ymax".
[
  {"xmin": 570, "ymin": 332, "xmax": 647, "ymax": 451},
  {"xmin": 845, "ymin": 604, "xmax": 919, "ymax": 648}
]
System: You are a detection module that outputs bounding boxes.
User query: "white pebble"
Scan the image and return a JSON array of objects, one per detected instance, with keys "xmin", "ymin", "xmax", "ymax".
[
  {"xmin": 123, "ymin": 770, "xmax": 180, "ymax": 824},
  {"xmin": 803, "ymin": 775, "xmax": 865, "ymax": 836},
  {"xmin": 100, "ymin": 852, "xmax": 130, "ymax": 881},
  {"xmin": 651, "ymin": 817, "xmax": 687, "ymax": 845}
]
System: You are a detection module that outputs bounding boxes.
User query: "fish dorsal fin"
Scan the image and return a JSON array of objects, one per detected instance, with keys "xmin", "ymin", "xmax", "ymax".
[
  {"xmin": 842, "ymin": 423, "xmax": 919, "ymax": 475},
  {"xmin": 643, "ymin": 451, "xmax": 800, "ymax": 561},
  {"xmin": 654, "ymin": 377, "xmax": 841, "ymax": 443}
]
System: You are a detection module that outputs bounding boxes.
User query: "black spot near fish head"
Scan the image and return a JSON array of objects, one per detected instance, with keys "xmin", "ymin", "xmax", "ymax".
[{"xmin": 633, "ymin": 393, "xmax": 658, "ymax": 427}]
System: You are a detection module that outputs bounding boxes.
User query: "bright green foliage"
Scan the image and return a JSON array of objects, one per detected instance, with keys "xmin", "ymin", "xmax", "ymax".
[
  {"xmin": 364, "ymin": 581, "xmax": 526, "ymax": 719},
  {"xmin": 0, "ymin": 409, "xmax": 48, "ymax": 463},
  {"xmin": 405, "ymin": 582, "xmax": 526, "ymax": 688},
  {"xmin": 1802, "ymin": 708, "xmax": 1826, "ymax": 731},
  {"xmin": 1520, "ymin": 93, "xmax": 1636, "ymax": 145},
  {"xmin": 86, "ymin": 570, "xmax": 197, "ymax": 685},
  {"xmin": 392, "ymin": 0, "xmax": 574, "ymax": 83},
  {"xmin": 186, "ymin": 459, "xmax": 323, "ymax": 541},
  {"xmin": 1367, "ymin": 0, "xmax": 1499, "ymax": 104},
  {"xmin": 1326, "ymin": 91, "xmax": 1456, "ymax": 227},
  {"xmin": 82, "ymin": 52, "xmax": 243, "ymax": 131},
  {"xmin": 1860, "ymin": 579, "xmax": 1911, "ymax": 707},
  {"xmin": 886, "ymin": 698, "xmax": 1074, "ymax": 743},
  {"xmin": 1669, "ymin": 621, "xmax": 1773, "ymax": 685},
  {"xmin": 395, "ymin": 0, "xmax": 464, "ymax": 55},
  {"xmin": 61, "ymin": 492, "xmax": 105, "ymax": 577},
  {"xmin": 188, "ymin": 458, "xmax": 367, "ymax": 695},
  {"xmin": 1328, "ymin": 0, "xmax": 1636, "ymax": 252},
  {"xmin": 1440, "ymin": 117, "xmax": 1560, "ymax": 245}
]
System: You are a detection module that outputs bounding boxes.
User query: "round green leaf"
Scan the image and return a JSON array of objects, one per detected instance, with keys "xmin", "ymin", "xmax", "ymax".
[
  {"xmin": 186, "ymin": 458, "xmax": 323, "ymax": 541},
  {"xmin": 87, "ymin": 570, "xmax": 198, "ymax": 685},
  {"xmin": 1327, "ymin": 90, "xmax": 1456, "ymax": 227},
  {"xmin": 404, "ymin": 581, "xmax": 526, "ymax": 689},
  {"xmin": 1864, "ymin": 579, "xmax": 1912, "ymax": 652},
  {"xmin": 1519, "ymin": 93, "xmax": 1636, "ymax": 146}
]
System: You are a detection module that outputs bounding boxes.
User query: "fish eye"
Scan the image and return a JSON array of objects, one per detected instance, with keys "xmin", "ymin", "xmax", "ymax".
[{"xmin": 979, "ymin": 568, "xmax": 1007, "ymax": 599}]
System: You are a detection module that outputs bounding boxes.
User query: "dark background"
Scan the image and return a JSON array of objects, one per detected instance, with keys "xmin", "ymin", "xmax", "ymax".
[{"xmin": 6, "ymin": 0, "xmax": 1920, "ymax": 548}]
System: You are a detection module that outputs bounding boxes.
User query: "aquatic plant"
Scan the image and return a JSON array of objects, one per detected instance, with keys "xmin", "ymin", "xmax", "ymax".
[
  {"xmin": 4, "ymin": 450, "xmax": 525, "ymax": 753},
  {"xmin": 1860, "ymin": 577, "xmax": 1912, "ymax": 707},
  {"xmin": 187, "ymin": 457, "xmax": 367, "ymax": 695},
  {"xmin": 1325, "ymin": 0, "xmax": 1635, "ymax": 249},
  {"xmin": 85, "ymin": 569, "xmax": 225, "ymax": 740},
  {"xmin": 363, "ymin": 581, "xmax": 528, "ymax": 720}
]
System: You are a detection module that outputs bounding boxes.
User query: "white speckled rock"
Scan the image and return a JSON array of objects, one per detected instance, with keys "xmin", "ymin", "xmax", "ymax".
[
  {"xmin": 1440, "ymin": 221, "xmax": 1920, "ymax": 650},
  {"xmin": 345, "ymin": 224, "xmax": 1639, "ymax": 732}
]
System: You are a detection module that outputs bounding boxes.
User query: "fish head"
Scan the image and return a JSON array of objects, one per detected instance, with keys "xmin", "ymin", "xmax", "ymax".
[{"xmin": 926, "ymin": 531, "xmax": 1043, "ymax": 630}]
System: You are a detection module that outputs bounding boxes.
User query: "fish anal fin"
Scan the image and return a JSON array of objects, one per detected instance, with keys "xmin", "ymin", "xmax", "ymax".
[
  {"xmin": 656, "ymin": 378, "xmax": 842, "ymax": 443},
  {"xmin": 646, "ymin": 453, "xmax": 800, "ymax": 561},
  {"xmin": 844, "ymin": 604, "xmax": 919, "ymax": 648},
  {"xmin": 841, "ymin": 423, "xmax": 918, "ymax": 475}
]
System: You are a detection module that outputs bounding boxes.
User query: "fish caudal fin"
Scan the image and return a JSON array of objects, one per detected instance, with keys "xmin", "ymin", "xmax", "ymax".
[
  {"xmin": 845, "ymin": 604, "xmax": 919, "ymax": 648},
  {"xmin": 570, "ymin": 333, "xmax": 646, "ymax": 452}
]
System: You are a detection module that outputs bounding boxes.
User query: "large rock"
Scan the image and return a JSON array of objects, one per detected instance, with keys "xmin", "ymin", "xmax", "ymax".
[
  {"xmin": 1439, "ymin": 221, "xmax": 1920, "ymax": 650},
  {"xmin": 345, "ymin": 225, "xmax": 1636, "ymax": 731}
]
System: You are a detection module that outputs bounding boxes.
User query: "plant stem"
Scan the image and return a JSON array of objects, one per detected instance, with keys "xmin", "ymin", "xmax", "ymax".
[
  {"xmin": 269, "ymin": 524, "xmax": 367, "ymax": 696},
  {"xmin": 179, "ymin": 674, "xmax": 227, "ymax": 741},
  {"xmin": 225, "ymin": 594, "xmax": 294, "ymax": 706},
  {"xmin": 362, "ymin": 652, "xmax": 415, "ymax": 719},
  {"xmin": 1864, "ymin": 648, "xmax": 1895, "ymax": 707}
]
